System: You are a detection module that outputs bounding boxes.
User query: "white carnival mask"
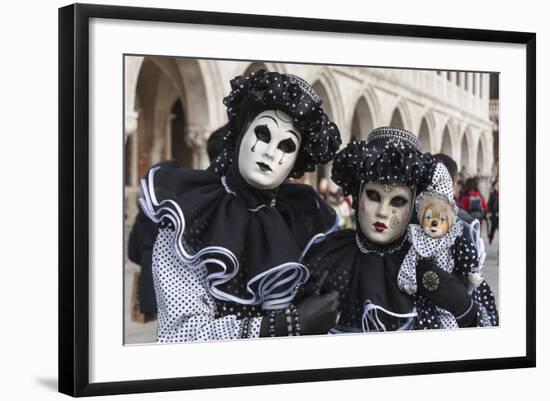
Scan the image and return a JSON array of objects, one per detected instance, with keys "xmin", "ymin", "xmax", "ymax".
[
  {"xmin": 238, "ymin": 110, "xmax": 302, "ymax": 190},
  {"xmin": 358, "ymin": 182, "xmax": 412, "ymax": 245}
]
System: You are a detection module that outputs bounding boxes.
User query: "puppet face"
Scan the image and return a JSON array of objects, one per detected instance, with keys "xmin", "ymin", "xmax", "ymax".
[
  {"xmin": 358, "ymin": 182, "xmax": 412, "ymax": 244},
  {"xmin": 420, "ymin": 196, "xmax": 455, "ymax": 239},
  {"xmin": 238, "ymin": 110, "xmax": 302, "ymax": 190}
]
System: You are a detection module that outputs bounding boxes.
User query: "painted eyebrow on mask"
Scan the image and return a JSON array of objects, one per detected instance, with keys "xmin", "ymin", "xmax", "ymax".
[
  {"xmin": 258, "ymin": 115, "xmax": 279, "ymax": 127},
  {"xmin": 287, "ymin": 130, "xmax": 300, "ymax": 142}
]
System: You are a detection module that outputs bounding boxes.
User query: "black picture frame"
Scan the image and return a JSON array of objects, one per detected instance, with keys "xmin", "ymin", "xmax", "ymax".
[{"xmin": 58, "ymin": 2, "xmax": 536, "ymax": 397}]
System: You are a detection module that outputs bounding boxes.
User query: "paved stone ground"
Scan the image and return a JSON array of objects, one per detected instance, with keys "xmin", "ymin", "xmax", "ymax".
[
  {"xmin": 124, "ymin": 260, "xmax": 157, "ymax": 345},
  {"xmin": 481, "ymin": 225, "xmax": 499, "ymax": 308},
  {"xmin": 123, "ymin": 226, "xmax": 499, "ymax": 344}
]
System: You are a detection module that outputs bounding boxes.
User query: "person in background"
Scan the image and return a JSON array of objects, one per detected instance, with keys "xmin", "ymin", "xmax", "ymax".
[
  {"xmin": 433, "ymin": 153, "xmax": 473, "ymax": 224},
  {"xmin": 318, "ymin": 177, "xmax": 330, "ymax": 201},
  {"xmin": 326, "ymin": 185, "xmax": 353, "ymax": 229},
  {"xmin": 127, "ymin": 124, "xmax": 230, "ymax": 322},
  {"xmin": 461, "ymin": 177, "xmax": 487, "ymax": 227},
  {"xmin": 487, "ymin": 177, "xmax": 499, "ymax": 244},
  {"xmin": 206, "ymin": 124, "xmax": 227, "ymax": 163},
  {"xmin": 128, "ymin": 210, "xmax": 159, "ymax": 321}
]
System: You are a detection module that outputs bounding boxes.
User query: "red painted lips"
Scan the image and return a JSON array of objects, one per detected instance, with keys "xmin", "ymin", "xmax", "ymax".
[{"xmin": 373, "ymin": 222, "xmax": 387, "ymax": 232}]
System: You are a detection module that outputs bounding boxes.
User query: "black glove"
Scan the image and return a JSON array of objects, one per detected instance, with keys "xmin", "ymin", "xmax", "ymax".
[
  {"xmin": 260, "ymin": 291, "xmax": 340, "ymax": 337},
  {"xmin": 293, "ymin": 270, "xmax": 329, "ymax": 303},
  {"xmin": 416, "ymin": 259, "xmax": 478, "ymax": 327},
  {"xmin": 297, "ymin": 291, "xmax": 340, "ymax": 335}
]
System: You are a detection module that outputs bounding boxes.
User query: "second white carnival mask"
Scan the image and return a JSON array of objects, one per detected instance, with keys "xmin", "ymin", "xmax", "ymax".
[{"xmin": 358, "ymin": 182, "xmax": 413, "ymax": 245}]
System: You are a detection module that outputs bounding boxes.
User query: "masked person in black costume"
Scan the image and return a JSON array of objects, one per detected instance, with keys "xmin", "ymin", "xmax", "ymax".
[
  {"xmin": 304, "ymin": 127, "xmax": 498, "ymax": 332},
  {"xmin": 138, "ymin": 70, "xmax": 342, "ymax": 342}
]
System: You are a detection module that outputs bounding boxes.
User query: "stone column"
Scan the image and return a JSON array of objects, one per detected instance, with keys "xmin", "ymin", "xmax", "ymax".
[
  {"xmin": 185, "ymin": 126, "xmax": 211, "ymax": 169},
  {"xmin": 475, "ymin": 73, "xmax": 482, "ymax": 98},
  {"xmin": 466, "ymin": 72, "xmax": 474, "ymax": 94},
  {"xmin": 449, "ymin": 71, "xmax": 457, "ymax": 86},
  {"xmin": 458, "ymin": 72, "xmax": 466, "ymax": 90},
  {"xmin": 124, "ymin": 110, "xmax": 140, "ymax": 226},
  {"xmin": 124, "ymin": 110, "xmax": 139, "ymax": 187}
]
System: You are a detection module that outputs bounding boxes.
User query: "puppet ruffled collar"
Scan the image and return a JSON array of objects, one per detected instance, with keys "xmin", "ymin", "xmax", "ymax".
[{"xmin": 408, "ymin": 220, "xmax": 464, "ymax": 258}]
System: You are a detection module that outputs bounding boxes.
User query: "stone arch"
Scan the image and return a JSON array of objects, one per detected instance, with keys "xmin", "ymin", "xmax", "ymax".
[
  {"xmin": 418, "ymin": 116, "xmax": 432, "ymax": 153},
  {"xmin": 309, "ymin": 68, "xmax": 345, "ymax": 125},
  {"xmin": 124, "ymin": 57, "xmax": 144, "ymax": 188},
  {"xmin": 124, "ymin": 132, "xmax": 135, "ymax": 186},
  {"xmin": 476, "ymin": 139, "xmax": 484, "ymax": 176},
  {"xmin": 133, "ymin": 56, "xmax": 213, "ymax": 178},
  {"xmin": 125, "ymin": 56, "xmax": 144, "ymax": 140},
  {"xmin": 135, "ymin": 58, "xmax": 165, "ymax": 178},
  {"xmin": 312, "ymin": 80, "xmax": 335, "ymax": 121},
  {"xmin": 244, "ymin": 61, "xmax": 269, "ymax": 76},
  {"xmin": 126, "ymin": 56, "xmax": 144, "ymax": 112},
  {"xmin": 440, "ymin": 124, "xmax": 453, "ymax": 158},
  {"xmin": 172, "ymin": 58, "xmax": 211, "ymax": 132},
  {"xmin": 170, "ymin": 99, "xmax": 193, "ymax": 168},
  {"xmin": 418, "ymin": 109, "xmax": 436, "ymax": 152},
  {"xmin": 308, "ymin": 77, "xmax": 341, "ymax": 188},
  {"xmin": 351, "ymin": 96, "xmax": 376, "ymax": 142},
  {"xmin": 459, "ymin": 126, "xmax": 476, "ymax": 177},
  {"xmin": 460, "ymin": 134, "xmax": 470, "ymax": 176},
  {"xmin": 390, "ymin": 98, "xmax": 412, "ymax": 130},
  {"xmin": 440, "ymin": 117, "xmax": 460, "ymax": 161},
  {"xmin": 344, "ymin": 84, "xmax": 381, "ymax": 144},
  {"xmin": 478, "ymin": 129, "xmax": 494, "ymax": 176},
  {"xmin": 151, "ymin": 68, "xmax": 181, "ymax": 165},
  {"xmin": 243, "ymin": 61, "xmax": 286, "ymax": 75},
  {"xmin": 390, "ymin": 108, "xmax": 404, "ymax": 129}
]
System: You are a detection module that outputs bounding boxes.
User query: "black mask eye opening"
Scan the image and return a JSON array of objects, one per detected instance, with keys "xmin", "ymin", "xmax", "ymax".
[
  {"xmin": 366, "ymin": 189, "xmax": 380, "ymax": 202},
  {"xmin": 254, "ymin": 125, "xmax": 271, "ymax": 143},
  {"xmin": 277, "ymin": 138, "xmax": 297, "ymax": 154}
]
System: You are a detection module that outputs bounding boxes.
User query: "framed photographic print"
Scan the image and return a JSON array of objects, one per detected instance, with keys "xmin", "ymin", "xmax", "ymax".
[{"xmin": 58, "ymin": 2, "xmax": 536, "ymax": 397}]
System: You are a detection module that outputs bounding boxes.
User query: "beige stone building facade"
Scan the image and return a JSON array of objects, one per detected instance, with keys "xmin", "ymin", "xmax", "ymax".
[{"xmin": 124, "ymin": 56, "xmax": 496, "ymax": 222}]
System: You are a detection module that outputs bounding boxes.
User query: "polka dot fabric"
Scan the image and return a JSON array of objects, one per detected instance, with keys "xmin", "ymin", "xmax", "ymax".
[
  {"xmin": 429, "ymin": 163, "xmax": 456, "ymax": 205},
  {"xmin": 398, "ymin": 222, "xmax": 463, "ymax": 292},
  {"xmin": 453, "ymin": 236, "xmax": 481, "ymax": 277},
  {"xmin": 399, "ymin": 220, "xmax": 483, "ymax": 329},
  {"xmin": 472, "ymin": 281, "xmax": 499, "ymax": 326},
  {"xmin": 304, "ymin": 230, "xmax": 415, "ymax": 332},
  {"xmin": 152, "ymin": 227, "xmax": 262, "ymax": 342}
]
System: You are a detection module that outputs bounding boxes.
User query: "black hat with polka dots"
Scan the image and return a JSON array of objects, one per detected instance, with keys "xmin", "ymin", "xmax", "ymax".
[{"xmin": 210, "ymin": 69, "xmax": 342, "ymax": 179}]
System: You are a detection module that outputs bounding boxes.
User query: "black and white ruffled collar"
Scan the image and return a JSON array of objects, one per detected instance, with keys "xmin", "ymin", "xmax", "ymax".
[
  {"xmin": 408, "ymin": 220, "xmax": 464, "ymax": 257},
  {"xmin": 138, "ymin": 161, "xmax": 338, "ymax": 311}
]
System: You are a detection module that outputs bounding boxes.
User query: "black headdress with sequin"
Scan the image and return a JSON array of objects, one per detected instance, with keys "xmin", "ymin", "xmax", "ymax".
[
  {"xmin": 331, "ymin": 127, "xmax": 437, "ymax": 210},
  {"xmin": 210, "ymin": 70, "xmax": 342, "ymax": 178}
]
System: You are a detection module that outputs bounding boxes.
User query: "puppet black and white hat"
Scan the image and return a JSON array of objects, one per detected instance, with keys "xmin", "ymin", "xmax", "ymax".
[
  {"xmin": 417, "ymin": 158, "xmax": 459, "ymax": 214},
  {"xmin": 210, "ymin": 69, "xmax": 342, "ymax": 178}
]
